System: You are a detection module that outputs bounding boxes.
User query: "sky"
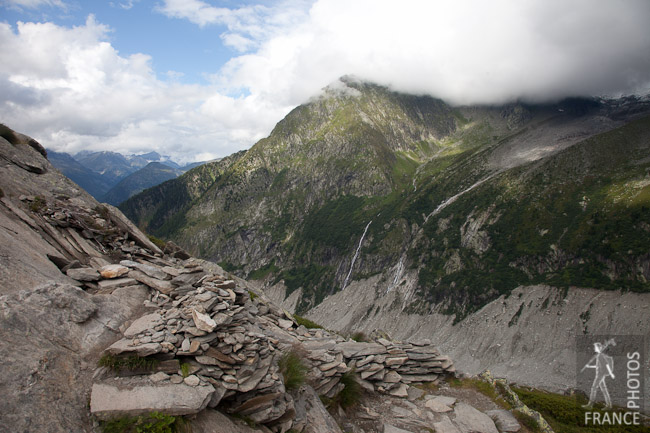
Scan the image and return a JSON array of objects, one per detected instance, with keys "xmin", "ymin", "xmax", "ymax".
[{"xmin": 1, "ymin": 0, "xmax": 649, "ymax": 163}]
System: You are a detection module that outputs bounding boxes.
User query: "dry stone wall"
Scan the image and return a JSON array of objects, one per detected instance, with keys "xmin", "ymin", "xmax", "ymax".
[{"xmin": 83, "ymin": 246, "xmax": 454, "ymax": 432}]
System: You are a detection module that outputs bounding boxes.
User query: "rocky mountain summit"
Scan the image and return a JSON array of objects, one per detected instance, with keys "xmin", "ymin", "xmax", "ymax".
[{"xmin": 0, "ymin": 124, "xmax": 546, "ymax": 432}]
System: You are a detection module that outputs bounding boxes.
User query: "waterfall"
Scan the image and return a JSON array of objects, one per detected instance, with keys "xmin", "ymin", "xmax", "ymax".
[
  {"xmin": 424, "ymin": 172, "xmax": 500, "ymax": 223},
  {"xmin": 386, "ymin": 255, "xmax": 405, "ymax": 293},
  {"xmin": 342, "ymin": 220, "xmax": 372, "ymax": 290}
]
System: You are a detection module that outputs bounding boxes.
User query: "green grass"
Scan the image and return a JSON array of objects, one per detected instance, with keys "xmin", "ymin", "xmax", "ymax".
[
  {"xmin": 335, "ymin": 370, "xmax": 362, "ymax": 409},
  {"xmin": 513, "ymin": 386, "xmax": 648, "ymax": 432},
  {"xmin": 248, "ymin": 260, "xmax": 279, "ymax": 280},
  {"xmin": 448, "ymin": 377, "xmax": 501, "ymax": 402},
  {"xmin": 179, "ymin": 362, "xmax": 190, "ymax": 378},
  {"xmin": 350, "ymin": 332, "xmax": 368, "ymax": 342},
  {"xmin": 147, "ymin": 234, "xmax": 167, "ymax": 250},
  {"xmin": 513, "ymin": 410, "xmax": 543, "ymax": 433},
  {"xmin": 218, "ymin": 261, "xmax": 243, "ymax": 273},
  {"xmin": 293, "ymin": 314, "xmax": 323, "ymax": 329},
  {"xmin": 99, "ymin": 412, "xmax": 189, "ymax": 433},
  {"xmin": 278, "ymin": 349, "xmax": 308, "ymax": 390},
  {"xmin": 98, "ymin": 354, "xmax": 160, "ymax": 373},
  {"xmin": 29, "ymin": 196, "xmax": 47, "ymax": 213}
]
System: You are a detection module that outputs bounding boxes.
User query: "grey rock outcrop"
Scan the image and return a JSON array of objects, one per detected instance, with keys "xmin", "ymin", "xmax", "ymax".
[
  {"xmin": 452, "ymin": 403, "xmax": 499, "ymax": 433},
  {"xmin": 91, "ymin": 379, "xmax": 215, "ymax": 419},
  {"xmin": 486, "ymin": 409, "xmax": 521, "ymax": 432}
]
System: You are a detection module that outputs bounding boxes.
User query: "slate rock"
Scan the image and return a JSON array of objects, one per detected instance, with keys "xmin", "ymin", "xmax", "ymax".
[
  {"xmin": 191, "ymin": 409, "xmax": 264, "ymax": 433},
  {"xmin": 128, "ymin": 270, "xmax": 173, "ymax": 294},
  {"xmin": 98, "ymin": 277, "xmax": 137, "ymax": 291},
  {"xmin": 184, "ymin": 375, "xmax": 201, "ymax": 386},
  {"xmin": 292, "ymin": 385, "xmax": 342, "ymax": 433},
  {"xmin": 433, "ymin": 416, "xmax": 462, "ymax": 433},
  {"xmin": 90, "ymin": 380, "xmax": 214, "ymax": 419},
  {"xmin": 100, "ymin": 264, "xmax": 129, "ymax": 279},
  {"xmin": 425, "ymin": 395, "xmax": 456, "ymax": 413},
  {"xmin": 124, "ymin": 313, "xmax": 164, "ymax": 338},
  {"xmin": 452, "ymin": 403, "xmax": 499, "ymax": 433},
  {"xmin": 383, "ymin": 424, "xmax": 414, "ymax": 433},
  {"xmin": 192, "ymin": 309, "xmax": 217, "ymax": 333},
  {"xmin": 486, "ymin": 409, "xmax": 521, "ymax": 432},
  {"xmin": 388, "ymin": 383, "xmax": 409, "ymax": 397},
  {"xmin": 66, "ymin": 267, "xmax": 100, "ymax": 282},
  {"xmin": 106, "ymin": 339, "xmax": 161, "ymax": 357}
]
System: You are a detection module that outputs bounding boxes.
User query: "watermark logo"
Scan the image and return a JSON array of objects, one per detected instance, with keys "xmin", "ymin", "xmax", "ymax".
[{"xmin": 577, "ymin": 335, "xmax": 646, "ymax": 426}]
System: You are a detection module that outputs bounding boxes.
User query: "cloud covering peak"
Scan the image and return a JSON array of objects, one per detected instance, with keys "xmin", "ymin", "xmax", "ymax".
[{"xmin": 1, "ymin": 0, "xmax": 649, "ymax": 161}]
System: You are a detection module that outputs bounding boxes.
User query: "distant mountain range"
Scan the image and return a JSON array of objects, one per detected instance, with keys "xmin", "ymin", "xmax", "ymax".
[{"xmin": 47, "ymin": 149, "xmax": 207, "ymax": 205}]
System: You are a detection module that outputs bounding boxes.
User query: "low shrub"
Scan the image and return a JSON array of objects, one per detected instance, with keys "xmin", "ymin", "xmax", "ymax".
[
  {"xmin": 293, "ymin": 314, "xmax": 323, "ymax": 329},
  {"xmin": 336, "ymin": 370, "xmax": 362, "ymax": 409},
  {"xmin": 513, "ymin": 410, "xmax": 542, "ymax": 433},
  {"xmin": 29, "ymin": 196, "xmax": 46, "ymax": 213},
  {"xmin": 278, "ymin": 349, "xmax": 308, "ymax": 390},
  {"xmin": 99, "ymin": 412, "xmax": 188, "ymax": 433},
  {"xmin": 179, "ymin": 362, "xmax": 191, "ymax": 378},
  {"xmin": 147, "ymin": 234, "xmax": 167, "ymax": 250},
  {"xmin": 98, "ymin": 354, "xmax": 159, "ymax": 373},
  {"xmin": 513, "ymin": 386, "xmax": 648, "ymax": 433}
]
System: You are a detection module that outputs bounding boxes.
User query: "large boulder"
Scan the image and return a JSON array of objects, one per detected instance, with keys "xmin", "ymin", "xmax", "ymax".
[
  {"xmin": 90, "ymin": 379, "xmax": 215, "ymax": 419},
  {"xmin": 452, "ymin": 403, "xmax": 499, "ymax": 433}
]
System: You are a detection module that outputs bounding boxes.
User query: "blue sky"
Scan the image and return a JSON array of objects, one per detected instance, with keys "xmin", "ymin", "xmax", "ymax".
[
  {"xmin": 1, "ymin": 0, "xmax": 303, "ymax": 86},
  {"xmin": 1, "ymin": 0, "xmax": 649, "ymax": 163}
]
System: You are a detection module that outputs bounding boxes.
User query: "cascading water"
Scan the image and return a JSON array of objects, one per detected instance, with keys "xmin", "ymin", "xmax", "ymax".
[
  {"xmin": 424, "ymin": 172, "xmax": 500, "ymax": 223},
  {"xmin": 342, "ymin": 220, "xmax": 372, "ymax": 290},
  {"xmin": 386, "ymin": 255, "xmax": 405, "ymax": 293}
]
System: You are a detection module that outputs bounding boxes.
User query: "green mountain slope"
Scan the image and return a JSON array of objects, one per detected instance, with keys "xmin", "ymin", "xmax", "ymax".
[{"xmin": 122, "ymin": 78, "xmax": 650, "ymax": 318}]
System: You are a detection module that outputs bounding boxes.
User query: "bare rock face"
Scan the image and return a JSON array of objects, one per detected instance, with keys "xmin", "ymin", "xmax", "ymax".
[
  {"xmin": 486, "ymin": 409, "xmax": 521, "ymax": 432},
  {"xmin": 0, "ymin": 124, "xmax": 163, "ymax": 432},
  {"xmin": 91, "ymin": 379, "xmax": 214, "ymax": 419},
  {"xmin": 191, "ymin": 409, "xmax": 271, "ymax": 433},
  {"xmin": 0, "ymin": 283, "xmax": 147, "ymax": 433},
  {"xmin": 451, "ymin": 403, "xmax": 499, "ymax": 433},
  {"xmin": 292, "ymin": 385, "xmax": 342, "ymax": 433}
]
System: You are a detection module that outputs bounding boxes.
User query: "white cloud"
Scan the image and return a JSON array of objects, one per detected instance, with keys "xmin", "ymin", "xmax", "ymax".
[
  {"xmin": 0, "ymin": 15, "xmax": 289, "ymax": 163},
  {"xmin": 211, "ymin": 0, "xmax": 650, "ymax": 107},
  {"xmin": 1, "ymin": 0, "xmax": 65, "ymax": 10},
  {"xmin": 1, "ymin": 0, "xmax": 649, "ymax": 165},
  {"xmin": 157, "ymin": 0, "xmax": 312, "ymax": 53},
  {"xmin": 155, "ymin": 0, "xmax": 230, "ymax": 28}
]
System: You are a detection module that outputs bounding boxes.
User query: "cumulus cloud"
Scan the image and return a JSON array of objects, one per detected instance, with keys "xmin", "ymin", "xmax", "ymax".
[
  {"xmin": 1, "ymin": 0, "xmax": 649, "ymax": 163},
  {"xmin": 213, "ymin": 0, "xmax": 650, "ymax": 107},
  {"xmin": 0, "ymin": 15, "xmax": 291, "ymax": 162},
  {"xmin": 1, "ymin": 0, "xmax": 65, "ymax": 10},
  {"xmin": 156, "ymin": 0, "xmax": 312, "ymax": 52}
]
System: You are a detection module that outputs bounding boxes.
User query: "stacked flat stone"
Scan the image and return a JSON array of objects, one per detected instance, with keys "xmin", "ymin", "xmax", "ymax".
[
  {"xmin": 338, "ymin": 338, "xmax": 454, "ymax": 397},
  {"xmin": 75, "ymin": 216, "xmax": 455, "ymax": 432},
  {"xmin": 95, "ymin": 262, "xmax": 295, "ymax": 429}
]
